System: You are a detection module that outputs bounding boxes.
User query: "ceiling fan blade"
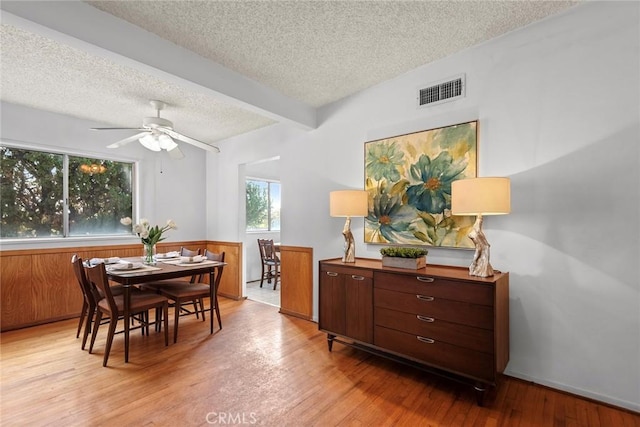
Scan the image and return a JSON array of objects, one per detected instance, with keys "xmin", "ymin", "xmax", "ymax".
[
  {"xmin": 158, "ymin": 128, "xmax": 220, "ymax": 153},
  {"xmin": 167, "ymin": 146, "xmax": 185, "ymax": 160},
  {"xmin": 91, "ymin": 127, "xmax": 146, "ymax": 131},
  {"xmin": 106, "ymin": 132, "xmax": 149, "ymax": 149}
]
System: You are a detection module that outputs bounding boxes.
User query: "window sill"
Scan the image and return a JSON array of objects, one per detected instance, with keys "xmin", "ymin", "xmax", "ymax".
[{"xmin": 0, "ymin": 235, "xmax": 138, "ymax": 251}]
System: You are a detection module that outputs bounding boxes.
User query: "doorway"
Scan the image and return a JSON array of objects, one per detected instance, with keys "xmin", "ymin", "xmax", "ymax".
[
  {"xmin": 246, "ymin": 280, "xmax": 280, "ymax": 307},
  {"xmin": 241, "ymin": 157, "xmax": 281, "ymax": 307}
]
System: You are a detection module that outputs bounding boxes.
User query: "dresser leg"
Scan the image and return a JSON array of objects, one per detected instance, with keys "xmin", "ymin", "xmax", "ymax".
[
  {"xmin": 327, "ymin": 334, "xmax": 335, "ymax": 351},
  {"xmin": 474, "ymin": 383, "xmax": 486, "ymax": 406}
]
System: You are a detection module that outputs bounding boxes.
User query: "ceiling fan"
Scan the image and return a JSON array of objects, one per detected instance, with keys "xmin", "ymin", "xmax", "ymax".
[{"xmin": 91, "ymin": 100, "xmax": 220, "ymax": 159}]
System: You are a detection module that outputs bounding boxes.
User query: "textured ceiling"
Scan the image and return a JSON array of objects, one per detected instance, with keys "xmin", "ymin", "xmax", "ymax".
[
  {"xmin": 0, "ymin": 1, "xmax": 580, "ymax": 148},
  {"xmin": 87, "ymin": 0, "xmax": 579, "ymax": 107},
  {"xmin": 0, "ymin": 24, "xmax": 275, "ymax": 143}
]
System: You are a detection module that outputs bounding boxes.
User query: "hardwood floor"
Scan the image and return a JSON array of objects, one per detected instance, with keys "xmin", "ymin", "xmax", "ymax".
[{"xmin": 1, "ymin": 297, "xmax": 638, "ymax": 426}]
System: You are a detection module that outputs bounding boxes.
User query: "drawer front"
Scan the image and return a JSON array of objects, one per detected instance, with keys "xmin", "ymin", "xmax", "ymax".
[
  {"xmin": 375, "ymin": 326, "xmax": 495, "ymax": 382},
  {"xmin": 321, "ymin": 263, "xmax": 373, "ymax": 279},
  {"xmin": 374, "ymin": 288, "xmax": 494, "ymax": 330},
  {"xmin": 375, "ymin": 307, "xmax": 493, "ymax": 354},
  {"xmin": 374, "ymin": 271, "xmax": 493, "ymax": 306}
]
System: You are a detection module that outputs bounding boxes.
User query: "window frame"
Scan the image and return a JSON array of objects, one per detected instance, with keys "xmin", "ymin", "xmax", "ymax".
[
  {"xmin": 245, "ymin": 176, "xmax": 281, "ymax": 232},
  {"xmin": 0, "ymin": 139, "xmax": 139, "ymax": 242}
]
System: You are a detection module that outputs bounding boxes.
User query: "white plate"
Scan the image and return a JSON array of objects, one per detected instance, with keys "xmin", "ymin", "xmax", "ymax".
[
  {"xmin": 155, "ymin": 254, "xmax": 179, "ymax": 260},
  {"xmin": 180, "ymin": 260, "xmax": 204, "ymax": 265},
  {"xmin": 109, "ymin": 262, "xmax": 144, "ymax": 271},
  {"xmin": 89, "ymin": 257, "xmax": 121, "ymax": 265}
]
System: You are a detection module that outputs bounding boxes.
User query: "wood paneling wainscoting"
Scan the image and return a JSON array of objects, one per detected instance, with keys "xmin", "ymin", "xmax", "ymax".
[
  {"xmin": 279, "ymin": 245, "xmax": 313, "ymax": 320},
  {"xmin": 206, "ymin": 241, "xmax": 242, "ymax": 300},
  {"xmin": 0, "ymin": 240, "xmax": 241, "ymax": 332}
]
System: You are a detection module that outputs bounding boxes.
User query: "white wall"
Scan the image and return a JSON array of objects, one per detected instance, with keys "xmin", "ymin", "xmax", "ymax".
[
  {"xmin": 1, "ymin": 102, "xmax": 207, "ymax": 249},
  {"xmin": 211, "ymin": 2, "xmax": 640, "ymax": 411}
]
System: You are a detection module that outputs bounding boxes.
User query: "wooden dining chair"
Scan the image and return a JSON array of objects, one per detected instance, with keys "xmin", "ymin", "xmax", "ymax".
[
  {"xmin": 84, "ymin": 262, "xmax": 170, "ymax": 367},
  {"xmin": 145, "ymin": 247, "xmax": 201, "ymax": 285},
  {"xmin": 153, "ymin": 250, "xmax": 225, "ymax": 342},
  {"xmin": 143, "ymin": 246, "xmax": 202, "ymax": 320},
  {"xmin": 257, "ymin": 239, "xmax": 280, "ymax": 290},
  {"xmin": 71, "ymin": 255, "xmax": 129, "ymax": 350},
  {"xmin": 71, "ymin": 254, "xmax": 96, "ymax": 350}
]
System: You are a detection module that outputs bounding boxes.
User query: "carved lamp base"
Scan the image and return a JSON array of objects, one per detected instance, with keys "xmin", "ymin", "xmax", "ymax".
[
  {"xmin": 467, "ymin": 215, "xmax": 494, "ymax": 277},
  {"xmin": 341, "ymin": 216, "xmax": 356, "ymax": 263}
]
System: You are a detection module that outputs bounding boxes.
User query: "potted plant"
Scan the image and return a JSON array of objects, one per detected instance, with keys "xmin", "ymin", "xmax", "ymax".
[{"xmin": 380, "ymin": 247, "xmax": 428, "ymax": 270}]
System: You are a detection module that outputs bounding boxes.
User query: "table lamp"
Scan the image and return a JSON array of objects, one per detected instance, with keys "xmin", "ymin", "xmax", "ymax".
[
  {"xmin": 330, "ymin": 190, "xmax": 368, "ymax": 263},
  {"xmin": 451, "ymin": 177, "xmax": 511, "ymax": 277}
]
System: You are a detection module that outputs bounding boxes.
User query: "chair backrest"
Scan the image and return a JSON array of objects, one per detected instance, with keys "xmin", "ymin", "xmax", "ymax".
[
  {"xmin": 257, "ymin": 239, "xmax": 277, "ymax": 261},
  {"xmin": 204, "ymin": 249, "xmax": 225, "ymax": 264},
  {"xmin": 198, "ymin": 250, "xmax": 225, "ymax": 285},
  {"xmin": 84, "ymin": 263, "xmax": 118, "ymax": 314},
  {"xmin": 180, "ymin": 247, "xmax": 202, "ymax": 282},
  {"xmin": 181, "ymin": 247, "xmax": 201, "ymax": 257},
  {"xmin": 72, "ymin": 254, "xmax": 95, "ymax": 306}
]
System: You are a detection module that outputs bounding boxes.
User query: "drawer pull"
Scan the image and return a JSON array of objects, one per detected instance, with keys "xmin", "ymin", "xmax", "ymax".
[
  {"xmin": 326, "ymin": 272, "xmax": 338, "ymax": 277},
  {"xmin": 416, "ymin": 315, "xmax": 435, "ymax": 323},
  {"xmin": 416, "ymin": 295, "xmax": 434, "ymax": 302},
  {"xmin": 417, "ymin": 336, "xmax": 435, "ymax": 344},
  {"xmin": 416, "ymin": 276, "xmax": 435, "ymax": 283},
  {"xmin": 351, "ymin": 275, "xmax": 365, "ymax": 281}
]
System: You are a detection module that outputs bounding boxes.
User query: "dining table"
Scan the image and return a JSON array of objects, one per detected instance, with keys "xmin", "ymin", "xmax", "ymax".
[{"xmin": 105, "ymin": 256, "xmax": 226, "ymax": 363}]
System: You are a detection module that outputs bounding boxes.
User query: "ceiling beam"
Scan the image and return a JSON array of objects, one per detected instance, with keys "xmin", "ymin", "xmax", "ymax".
[{"xmin": 1, "ymin": 1, "xmax": 317, "ymax": 130}]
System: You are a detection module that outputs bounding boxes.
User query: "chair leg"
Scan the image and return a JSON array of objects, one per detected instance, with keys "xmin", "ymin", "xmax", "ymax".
[
  {"xmin": 76, "ymin": 300, "xmax": 88, "ymax": 338},
  {"xmin": 103, "ymin": 315, "xmax": 118, "ymax": 367},
  {"xmin": 199, "ymin": 298, "xmax": 206, "ymax": 322},
  {"xmin": 144, "ymin": 311, "xmax": 150, "ymax": 336},
  {"xmin": 214, "ymin": 295, "xmax": 222, "ymax": 329},
  {"xmin": 89, "ymin": 310, "xmax": 103, "ymax": 354},
  {"xmin": 260, "ymin": 263, "xmax": 265, "ymax": 287},
  {"xmin": 163, "ymin": 303, "xmax": 169, "ymax": 346},
  {"xmin": 273, "ymin": 265, "xmax": 279, "ymax": 290},
  {"xmin": 193, "ymin": 300, "xmax": 200, "ymax": 319},
  {"xmin": 81, "ymin": 304, "xmax": 96, "ymax": 350},
  {"xmin": 173, "ymin": 301, "xmax": 181, "ymax": 343},
  {"xmin": 155, "ymin": 307, "xmax": 161, "ymax": 333}
]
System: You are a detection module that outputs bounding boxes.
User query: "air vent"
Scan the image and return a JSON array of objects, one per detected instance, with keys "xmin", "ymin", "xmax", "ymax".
[{"xmin": 417, "ymin": 74, "xmax": 465, "ymax": 108}]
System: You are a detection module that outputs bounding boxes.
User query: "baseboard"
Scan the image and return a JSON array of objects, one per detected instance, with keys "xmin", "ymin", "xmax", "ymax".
[
  {"xmin": 219, "ymin": 292, "xmax": 244, "ymax": 301},
  {"xmin": 279, "ymin": 308, "xmax": 312, "ymax": 322},
  {"xmin": 504, "ymin": 369, "xmax": 640, "ymax": 414}
]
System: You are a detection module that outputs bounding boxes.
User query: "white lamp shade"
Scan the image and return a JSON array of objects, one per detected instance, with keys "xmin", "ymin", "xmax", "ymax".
[
  {"xmin": 451, "ymin": 177, "xmax": 511, "ymax": 215},
  {"xmin": 330, "ymin": 190, "xmax": 368, "ymax": 217},
  {"xmin": 158, "ymin": 134, "xmax": 178, "ymax": 150},
  {"xmin": 139, "ymin": 133, "xmax": 161, "ymax": 151}
]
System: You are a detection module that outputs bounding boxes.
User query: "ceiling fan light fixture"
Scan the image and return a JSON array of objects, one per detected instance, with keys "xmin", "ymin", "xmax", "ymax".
[
  {"xmin": 97, "ymin": 99, "xmax": 219, "ymax": 156},
  {"xmin": 158, "ymin": 134, "xmax": 178, "ymax": 150},
  {"xmin": 139, "ymin": 133, "xmax": 161, "ymax": 151}
]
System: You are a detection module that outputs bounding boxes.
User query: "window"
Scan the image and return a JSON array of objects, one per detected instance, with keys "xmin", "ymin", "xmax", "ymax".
[
  {"xmin": 246, "ymin": 178, "xmax": 280, "ymax": 231},
  {"xmin": 1, "ymin": 145, "xmax": 134, "ymax": 239}
]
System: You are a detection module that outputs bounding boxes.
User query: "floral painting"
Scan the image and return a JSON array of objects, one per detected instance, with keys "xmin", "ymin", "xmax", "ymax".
[{"xmin": 364, "ymin": 121, "xmax": 477, "ymax": 248}]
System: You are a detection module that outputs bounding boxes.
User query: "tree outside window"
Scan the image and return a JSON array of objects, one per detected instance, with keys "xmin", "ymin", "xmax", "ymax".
[
  {"xmin": 246, "ymin": 179, "xmax": 280, "ymax": 231},
  {"xmin": 1, "ymin": 145, "xmax": 134, "ymax": 239}
]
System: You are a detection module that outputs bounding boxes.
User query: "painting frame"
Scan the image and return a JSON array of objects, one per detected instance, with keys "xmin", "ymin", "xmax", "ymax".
[{"xmin": 364, "ymin": 120, "xmax": 478, "ymax": 249}]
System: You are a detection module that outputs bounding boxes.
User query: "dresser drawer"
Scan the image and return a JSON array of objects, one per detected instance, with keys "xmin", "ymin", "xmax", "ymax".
[
  {"xmin": 375, "ymin": 326, "xmax": 494, "ymax": 382},
  {"xmin": 375, "ymin": 307, "xmax": 493, "ymax": 354},
  {"xmin": 321, "ymin": 263, "xmax": 373, "ymax": 279},
  {"xmin": 374, "ymin": 288, "xmax": 494, "ymax": 330},
  {"xmin": 374, "ymin": 271, "xmax": 493, "ymax": 306}
]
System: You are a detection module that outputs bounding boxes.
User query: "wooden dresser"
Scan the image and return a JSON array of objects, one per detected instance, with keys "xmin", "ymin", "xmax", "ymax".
[{"xmin": 318, "ymin": 257, "xmax": 509, "ymax": 405}]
